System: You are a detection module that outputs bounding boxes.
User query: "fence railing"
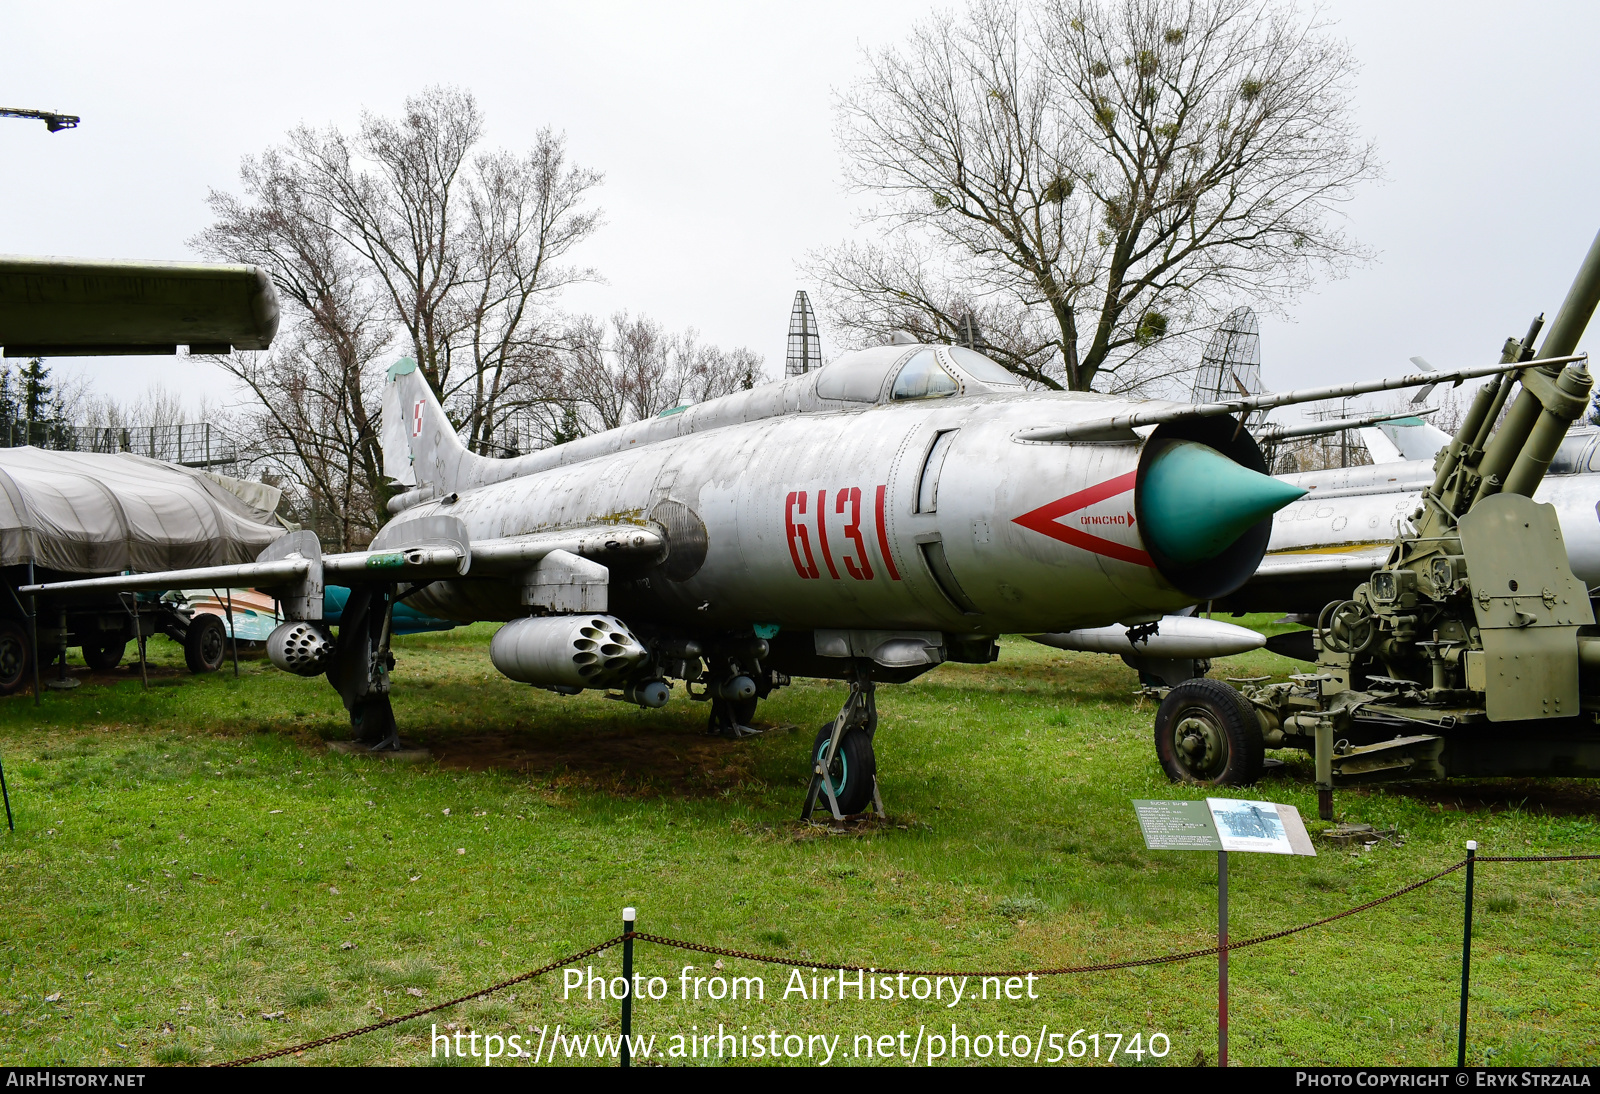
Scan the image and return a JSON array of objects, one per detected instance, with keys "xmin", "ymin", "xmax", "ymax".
[{"xmin": 0, "ymin": 421, "xmax": 239, "ymax": 469}]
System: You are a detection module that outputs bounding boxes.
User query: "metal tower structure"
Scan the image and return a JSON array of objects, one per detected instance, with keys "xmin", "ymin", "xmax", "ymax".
[
  {"xmin": 1193, "ymin": 306, "xmax": 1261, "ymax": 404},
  {"xmin": 785, "ymin": 291, "xmax": 822, "ymax": 377},
  {"xmin": 956, "ymin": 313, "xmax": 988, "ymax": 352}
]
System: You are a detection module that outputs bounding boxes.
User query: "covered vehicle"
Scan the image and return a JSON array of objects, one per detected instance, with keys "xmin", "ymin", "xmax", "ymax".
[{"xmin": 0, "ymin": 446, "xmax": 286, "ymax": 689}]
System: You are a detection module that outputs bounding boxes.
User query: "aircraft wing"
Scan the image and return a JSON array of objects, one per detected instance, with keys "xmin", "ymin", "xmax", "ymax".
[
  {"xmin": 0, "ymin": 255, "xmax": 280, "ymax": 356},
  {"xmin": 19, "ymin": 521, "xmax": 664, "ymax": 598},
  {"xmin": 1213, "ymin": 547, "xmax": 1391, "ymax": 616},
  {"xmin": 1020, "ymin": 355, "xmax": 1584, "ymax": 443},
  {"xmin": 20, "ymin": 558, "xmax": 318, "ymax": 597}
]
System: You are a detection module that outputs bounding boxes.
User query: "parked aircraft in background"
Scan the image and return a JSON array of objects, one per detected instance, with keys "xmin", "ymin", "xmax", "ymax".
[
  {"xmin": 176, "ymin": 586, "xmax": 458, "ymax": 643},
  {"xmin": 1223, "ymin": 417, "xmax": 1600, "ymax": 622}
]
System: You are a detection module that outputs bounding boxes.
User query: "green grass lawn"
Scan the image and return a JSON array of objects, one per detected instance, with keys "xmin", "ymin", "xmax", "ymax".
[{"xmin": 1, "ymin": 618, "xmax": 1596, "ymax": 1067}]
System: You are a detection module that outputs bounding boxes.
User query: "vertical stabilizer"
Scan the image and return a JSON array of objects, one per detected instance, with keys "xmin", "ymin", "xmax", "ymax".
[
  {"xmin": 381, "ymin": 357, "xmax": 491, "ymax": 496},
  {"xmin": 380, "ymin": 363, "xmax": 417, "ymax": 487}
]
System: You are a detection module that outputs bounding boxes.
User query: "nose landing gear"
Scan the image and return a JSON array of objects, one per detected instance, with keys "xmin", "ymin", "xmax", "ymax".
[{"xmin": 802, "ymin": 672, "xmax": 886, "ymax": 821}]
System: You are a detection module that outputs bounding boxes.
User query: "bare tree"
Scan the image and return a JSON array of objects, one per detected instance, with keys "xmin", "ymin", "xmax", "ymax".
[
  {"xmin": 547, "ymin": 312, "xmax": 767, "ymax": 437},
  {"xmin": 808, "ymin": 0, "xmax": 1377, "ymax": 392},
  {"xmin": 217, "ymin": 326, "xmax": 390, "ymax": 550},
  {"xmin": 195, "ymin": 151, "xmax": 394, "ymax": 543},
  {"xmin": 456, "ymin": 141, "xmax": 602, "ymax": 451},
  {"xmin": 232, "ymin": 87, "xmax": 602, "ymax": 450},
  {"xmin": 195, "ymin": 87, "xmax": 606, "ymax": 543}
]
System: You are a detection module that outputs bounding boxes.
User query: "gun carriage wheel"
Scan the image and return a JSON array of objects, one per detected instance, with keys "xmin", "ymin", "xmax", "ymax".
[{"xmin": 1154, "ymin": 678, "xmax": 1265, "ymax": 786}]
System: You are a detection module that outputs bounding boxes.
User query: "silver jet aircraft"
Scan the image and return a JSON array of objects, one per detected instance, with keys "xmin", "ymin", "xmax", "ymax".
[{"xmin": 27, "ymin": 341, "xmax": 1526, "ymax": 817}]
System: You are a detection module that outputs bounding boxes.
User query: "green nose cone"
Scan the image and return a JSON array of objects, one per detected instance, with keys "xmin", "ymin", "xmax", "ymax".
[{"xmin": 1140, "ymin": 441, "xmax": 1307, "ymax": 565}]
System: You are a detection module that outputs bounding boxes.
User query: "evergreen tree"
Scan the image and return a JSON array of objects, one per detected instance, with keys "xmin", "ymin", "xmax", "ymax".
[
  {"xmin": 21, "ymin": 357, "xmax": 51, "ymax": 436},
  {"xmin": 0, "ymin": 364, "xmax": 17, "ymax": 446}
]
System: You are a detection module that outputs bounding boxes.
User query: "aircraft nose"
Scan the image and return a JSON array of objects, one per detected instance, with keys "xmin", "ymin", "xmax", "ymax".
[{"xmin": 1140, "ymin": 441, "xmax": 1307, "ymax": 565}]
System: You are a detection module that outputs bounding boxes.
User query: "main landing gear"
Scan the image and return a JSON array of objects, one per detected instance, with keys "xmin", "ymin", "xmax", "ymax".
[
  {"xmin": 707, "ymin": 695, "xmax": 759, "ymax": 738},
  {"xmin": 329, "ymin": 584, "xmax": 401, "ymax": 752},
  {"xmin": 801, "ymin": 671, "xmax": 885, "ymax": 821}
]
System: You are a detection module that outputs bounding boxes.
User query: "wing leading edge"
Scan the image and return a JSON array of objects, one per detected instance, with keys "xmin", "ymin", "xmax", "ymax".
[{"xmin": 20, "ymin": 522, "xmax": 664, "ymax": 600}]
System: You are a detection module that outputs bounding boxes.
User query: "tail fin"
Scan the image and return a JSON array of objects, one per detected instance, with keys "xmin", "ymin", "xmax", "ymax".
[{"xmin": 381, "ymin": 357, "xmax": 491, "ymax": 495}]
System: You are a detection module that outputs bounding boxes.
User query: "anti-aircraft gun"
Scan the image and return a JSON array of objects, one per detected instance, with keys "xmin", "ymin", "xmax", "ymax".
[{"xmin": 1153, "ymin": 230, "xmax": 1600, "ymax": 819}]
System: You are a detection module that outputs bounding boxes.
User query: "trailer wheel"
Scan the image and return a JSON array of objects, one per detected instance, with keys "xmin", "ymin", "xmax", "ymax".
[
  {"xmin": 1154, "ymin": 678, "xmax": 1264, "ymax": 786},
  {"xmin": 0, "ymin": 619, "xmax": 30, "ymax": 694},
  {"xmin": 184, "ymin": 614, "xmax": 227, "ymax": 674},
  {"xmin": 810, "ymin": 723, "xmax": 876, "ymax": 815},
  {"xmin": 83, "ymin": 640, "xmax": 126, "ymax": 672}
]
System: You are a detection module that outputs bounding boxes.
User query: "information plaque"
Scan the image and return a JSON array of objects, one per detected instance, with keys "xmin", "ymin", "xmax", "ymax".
[
  {"xmin": 1132, "ymin": 797, "xmax": 1316, "ymax": 856},
  {"xmin": 1132, "ymin": 798, "xmax": 1223, "ymax": 850},
  {"xmin": 1130, "ymin": 795, "xmax": 1315, "ymax": 1067}
]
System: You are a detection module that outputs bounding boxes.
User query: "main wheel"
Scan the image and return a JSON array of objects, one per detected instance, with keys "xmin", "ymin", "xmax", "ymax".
[
  {"xmin": 810, "ymin": 724, "xmax": 877, "ymax": 815},
  {"xmin": 83, "ymin": 640, "xmax": 126, "ymax": 672},
  {"xmin": 1153, "ymin": 678, "xmax": 1264, "ymax": 786},
  {"xmin": 184, "ymin": 614, "xmax": 227, "ymax": 674},
  {"xmin": 351, "ymin": 693, "xmax": 397, "ymax": 747},
  {"xmin": 0, "ymin": 619, "xmax": 31, "ymax": 694},
  {"xmin": 706, "ymin": 696, "xmax": 760, "ymax": 737}
]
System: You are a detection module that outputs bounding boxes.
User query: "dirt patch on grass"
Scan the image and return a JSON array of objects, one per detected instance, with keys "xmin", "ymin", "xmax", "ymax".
[
  {"xmin": 406, "ymin": 722, "xmax": 789, "ymax": 798},
  {"xmin": 1381, "ymin": 778, "xmax": 1600, "ymax": 817}
]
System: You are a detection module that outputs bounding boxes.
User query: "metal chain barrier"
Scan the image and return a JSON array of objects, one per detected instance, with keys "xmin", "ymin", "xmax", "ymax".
[
  {"xmin": 217, "ymin": 852, "xmax": 1599, "ymax": 1066},
  {"xmin": 637, "ymin": 857, "xmax": 1471, "ymax": 976},
  {"xmin": 217, "ymin": 935, "xmax": 627, "ymax": 1067}
]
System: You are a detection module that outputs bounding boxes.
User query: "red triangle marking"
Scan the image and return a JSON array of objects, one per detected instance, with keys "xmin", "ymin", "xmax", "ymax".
[{"xmin": 1011, "ymin": 470, "xmax": 1153, "ymax": 567}]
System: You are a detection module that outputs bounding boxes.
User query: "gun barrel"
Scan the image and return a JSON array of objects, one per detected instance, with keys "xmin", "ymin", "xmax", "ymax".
[
  {"xmin": 1537, "ymin": 230, "xmax": 1600, "ymax": 361},
  {"xmin": 1467, "ymin": 232, "xmax": 1600, "ymax": 505}
]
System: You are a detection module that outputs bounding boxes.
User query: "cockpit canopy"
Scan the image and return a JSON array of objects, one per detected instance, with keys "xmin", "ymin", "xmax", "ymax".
[{"xmin": 814, "ymin": 344, "xmax": 1021, "ymax": 404}]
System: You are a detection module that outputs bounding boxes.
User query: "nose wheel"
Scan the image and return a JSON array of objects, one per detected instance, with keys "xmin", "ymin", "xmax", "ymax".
[{"xmin": 802, "ymin": 673, "xmax": 885, "ymax": 820}]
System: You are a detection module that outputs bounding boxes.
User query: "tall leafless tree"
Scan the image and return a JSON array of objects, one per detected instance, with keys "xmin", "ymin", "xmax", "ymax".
[
  {"xmin": 549, "ymin": 312, "xmax": 765, "ymax": 437},
  {"xmin": 195, "ymin": 88, "xmax": 606, "ymax": 542},
  {"xmin": 808, "ymin": 0, "xmax": 1378, "ymax": 392},
  {"xmin": 194, "ymin": 150, "xmax": 394, "ymax": 545},
  {"xmin": 207, "ymin": 87, "xmax": 602, "ymax": 447}
]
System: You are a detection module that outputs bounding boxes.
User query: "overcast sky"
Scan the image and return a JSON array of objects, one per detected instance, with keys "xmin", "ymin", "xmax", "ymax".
[{"xmin": 2, "ymin": 0, "xmax": 1597, "ymax": 423}]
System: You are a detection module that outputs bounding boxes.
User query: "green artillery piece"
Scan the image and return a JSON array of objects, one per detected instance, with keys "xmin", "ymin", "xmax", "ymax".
[{"xmin": 1155, "ymin": 230, "xmax": 1600, "ymax": 819}]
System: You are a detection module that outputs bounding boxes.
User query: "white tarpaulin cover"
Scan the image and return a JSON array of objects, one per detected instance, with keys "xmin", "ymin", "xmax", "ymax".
[{"xmin": 0, "ymin": 446, "xmax": 285, "ymax": 573}]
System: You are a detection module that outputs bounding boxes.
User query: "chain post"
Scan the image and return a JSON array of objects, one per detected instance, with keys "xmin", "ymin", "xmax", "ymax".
[
  {"xmin": 621, "ymin": 907, "xmax": 636, "ymax": 1068},
  {"xmin": 1457, "ymin": 840, "xmax": 1477, "ymax": 1068},
  {"xmin": 1218, "ymin": 849, "xmax": 1229, "ymax": 1068},
  {"xmin": 0, "ymin": 747, "xmax": 12, "ymax": 830}
]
